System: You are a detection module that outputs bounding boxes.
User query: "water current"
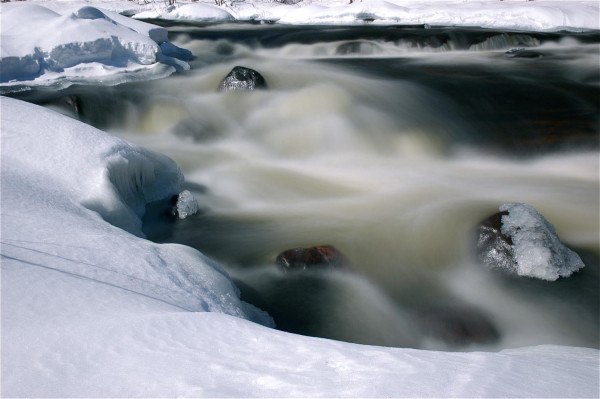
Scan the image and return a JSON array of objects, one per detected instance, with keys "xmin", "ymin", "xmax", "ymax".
[{"xmin": 11, "ymin": 23, "xmax": 600, "ymax": 351}]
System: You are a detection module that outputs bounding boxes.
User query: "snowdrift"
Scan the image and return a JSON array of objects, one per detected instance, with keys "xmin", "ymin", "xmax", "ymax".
[
  {"xmin": 0, "ymin": 3, "xmax": 191, "ymax": 89},
  {"xmin": 2, "ymin": 97, "xmax": 599, "ymax": 398}
]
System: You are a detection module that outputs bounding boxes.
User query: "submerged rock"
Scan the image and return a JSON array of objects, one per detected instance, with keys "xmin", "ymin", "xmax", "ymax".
[
  {"xmin": 415, "ymin": 305, "xmax": 500, "ymax": 346},
  {"xmin": 218, "ymin": 66, "xmax": 267, "ymax": 92},
  {"xmin": 505, "ymin": 48, "xmax": 543, "ymax": 58},
  {"xmin": 335, "ymin": 40, "xmax": 382, "ymax": 56},
  {"xmin": 475, "ymin": 203, "xmax": 584, "ymax": 281},
  {"xmin": 276, "ymin": 245, "xmax": 350, "ymax": 271}
]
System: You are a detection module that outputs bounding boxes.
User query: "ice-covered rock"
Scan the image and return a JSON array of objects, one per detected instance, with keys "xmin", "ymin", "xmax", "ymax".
[
  {"xmin": 476, "ymin": 203, "xmax": 585, "ymax": 281},
  {"xmin": 174, "ymin": 190, "xmax": 200, "ymax": 219}
]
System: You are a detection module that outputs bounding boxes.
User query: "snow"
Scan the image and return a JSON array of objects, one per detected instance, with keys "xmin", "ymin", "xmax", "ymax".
[
  {"xmin": 134, "ymin": 2, "xmax": 235, "ymax": 21},
  {"xmin": 129, "ymin": 0, "xmax": 599, "ymax": 32},
  {"xmin": 2, "ymin": 96, "xmax": 599, "ymax": 399},
  {"xmin": 0, "ymin": 3, "xmax": 189, "ymax": 89},
  {"xmin": 500, "ymin": 203, "xmax": 585, "ymax": 281}
]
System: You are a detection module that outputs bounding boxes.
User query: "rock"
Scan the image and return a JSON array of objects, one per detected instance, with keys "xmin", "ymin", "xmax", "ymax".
[
  {"xmin": 275, "ymin": 245, "xmax": 350, "ymax": 271},
  {"xmin": 505, "ymin": 48, "xmax": 543, "ymax": 58},
  {"xmin": 476, "ymin": 210, "xmax": 515, "ymax": 273},
  {"xmin": 218, "ymin": 66, "xmax": 267, "ymax": 92},
  {"xmin": 335, "ymin": 40, "xmax": 382, "ymax": 56},
  {"xmin": 475, "ymin": 203, "xmax": 585, "ymax": 281},
  {"xmin": 415, "ymin": 305, "xmax": 500, "ymax": 346}
]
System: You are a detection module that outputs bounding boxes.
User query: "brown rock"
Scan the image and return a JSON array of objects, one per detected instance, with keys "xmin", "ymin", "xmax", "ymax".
[{"xmin": 275, "ymin": 245, "xmax": 350, "ymax": 271}]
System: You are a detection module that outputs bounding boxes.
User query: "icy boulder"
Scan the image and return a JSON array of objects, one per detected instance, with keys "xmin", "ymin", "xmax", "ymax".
[
  {"xmin": 0, "ymin": 4, "xmax": 189, "ymax": 87},
  {"xmin": 476, "ymin": 203, "xmax": 585, "ymax": 281},
  {"xmin": 174, "ymin": 190, "xmax": 200, "ymax": 219}
]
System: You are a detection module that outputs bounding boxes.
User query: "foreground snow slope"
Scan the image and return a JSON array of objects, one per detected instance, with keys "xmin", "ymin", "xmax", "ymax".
[{"xmin": 2, "ymin": 98, "xmax": 599, "ymax": 397}]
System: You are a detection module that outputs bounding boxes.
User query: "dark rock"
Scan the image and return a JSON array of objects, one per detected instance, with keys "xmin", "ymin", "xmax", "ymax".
[
  {"xmin": 218, "ymin": 66, "xmax": 267, "ymax": 92},
  {"xmin": 335, "ymin": 40, "xmax": 382, "ymax": 56},
  {"xmin": 475, "ymin": 210, "xmax": 516, "ymax": 273},
  {"xmin": 415, "ymin": 305, "xmax": 500, "ymax": 346},
  {"xmin": 505, "ymin": 48, "xmax": 543, "ymax": 58},
  {"xmin": 275, "ymin": 245, "xmax": 350, "ymax": 271}
]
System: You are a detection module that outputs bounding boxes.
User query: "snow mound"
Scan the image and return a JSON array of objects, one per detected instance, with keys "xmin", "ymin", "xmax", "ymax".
[
  {"xmin": 0, "ymin": 96, "xmax": 270, "ymax": 323},
  {"xmin": 500, "ymin": 203, "xmax": 585, "ymax": 281},
  {"xmin": 0, "ymin": 4, "xmax": 188, "ymax": 88}
]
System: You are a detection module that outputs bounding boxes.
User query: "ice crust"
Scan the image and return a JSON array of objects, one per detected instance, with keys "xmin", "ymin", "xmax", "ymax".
[{"xmin": 499, "ymin": 203, "xmax": 585, "ymax": 281}]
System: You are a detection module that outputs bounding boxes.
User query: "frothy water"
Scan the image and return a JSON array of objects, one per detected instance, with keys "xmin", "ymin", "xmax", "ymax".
[{"xmin": 14, "ymin": 24, "xmax": 599, "ymax": 351}]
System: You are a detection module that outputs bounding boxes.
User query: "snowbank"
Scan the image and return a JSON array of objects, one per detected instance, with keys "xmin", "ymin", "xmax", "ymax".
[
  {"xmin": 0, "ymin": 3, "xmax": 190, "ymax": 89},
  {"xmin": 2, "ymin": 97, "xmax": 599, "ymax": 398},
  {"xmin": 0, "ymin": 96, "xmax": 270, "ymax": 318},
  {"xmin": 129, "ymin": 0, "xmax": 599, "ymax": 32}
]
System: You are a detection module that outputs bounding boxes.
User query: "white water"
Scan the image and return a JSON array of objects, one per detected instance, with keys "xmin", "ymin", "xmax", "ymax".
[{"xmin": 35, "ymin": 26, "xmax": 599, "ymax": 351}]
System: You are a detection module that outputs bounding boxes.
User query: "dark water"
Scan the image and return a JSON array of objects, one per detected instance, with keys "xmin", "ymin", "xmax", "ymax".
[{"xmin": 7, "ymin": 23, "xmax": 600, "ymax": 351}]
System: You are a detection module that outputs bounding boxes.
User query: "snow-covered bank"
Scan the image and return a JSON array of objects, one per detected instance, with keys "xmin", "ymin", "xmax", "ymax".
[
  {"xmin": 130, "ymin": 0, "xmax": 599, "ymax": 32},
  {"xmin": 2, "ymin": 97, "xmax": 599, "ymax": 398},
  {"xmin": 0, "ymin": 3, "xmax": 191, "ymax": 90}
]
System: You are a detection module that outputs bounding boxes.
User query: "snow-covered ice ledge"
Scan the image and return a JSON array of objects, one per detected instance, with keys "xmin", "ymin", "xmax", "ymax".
[
  {"xmin": 0, "ymin": 3, "xmax": 192, "ymax": 91},
  {"xmin": 1, "ymin": 97, "xmax": 599, "ymax": 398}
]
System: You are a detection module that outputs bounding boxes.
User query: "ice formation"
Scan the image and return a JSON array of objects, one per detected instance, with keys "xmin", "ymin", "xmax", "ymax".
[
  {"xmin": 499, "ymin": 203, "xmax": 585, "ymax": 281},
  {"xmin": 175, "ymin": 190, "xmax": 200, "ymax": 219}
]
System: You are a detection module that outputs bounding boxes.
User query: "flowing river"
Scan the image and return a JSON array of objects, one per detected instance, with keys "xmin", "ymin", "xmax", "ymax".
[{"xmin": 10, "ymin": 23, "xmax": 599, "ymax": 351}]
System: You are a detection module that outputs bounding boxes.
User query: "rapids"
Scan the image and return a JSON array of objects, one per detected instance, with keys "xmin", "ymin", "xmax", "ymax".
[{"xmin": 10, "ymin": 23, "xmax": 599, "ymax": 351}]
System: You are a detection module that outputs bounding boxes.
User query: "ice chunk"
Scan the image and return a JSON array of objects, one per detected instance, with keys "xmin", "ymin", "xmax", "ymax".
[
  {"xmin": 175, "ymin": 190, "xmax": 199, "ymax": 219},
  {"xmin": 499, "ymin": 203, "xmax": 585, "ymax": 281}
]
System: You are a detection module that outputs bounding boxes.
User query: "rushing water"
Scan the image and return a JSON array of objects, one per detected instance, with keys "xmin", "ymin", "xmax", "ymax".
[{"xmin": 10, "ymin": 23, "xmax": 599, "ymax": 351}]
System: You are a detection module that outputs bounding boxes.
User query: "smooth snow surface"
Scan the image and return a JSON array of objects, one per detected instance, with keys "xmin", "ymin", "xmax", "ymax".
[
  {"xmin": 2, "ymin": 97, "xmax": 599, "ymax": 398},
  {"xmin": 500, "ymin": 203, "xmax": 585, "ymax": 281},
  {"xmin": 0, "ymin": 3, "xmax": 189, "ymax": 88}
]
